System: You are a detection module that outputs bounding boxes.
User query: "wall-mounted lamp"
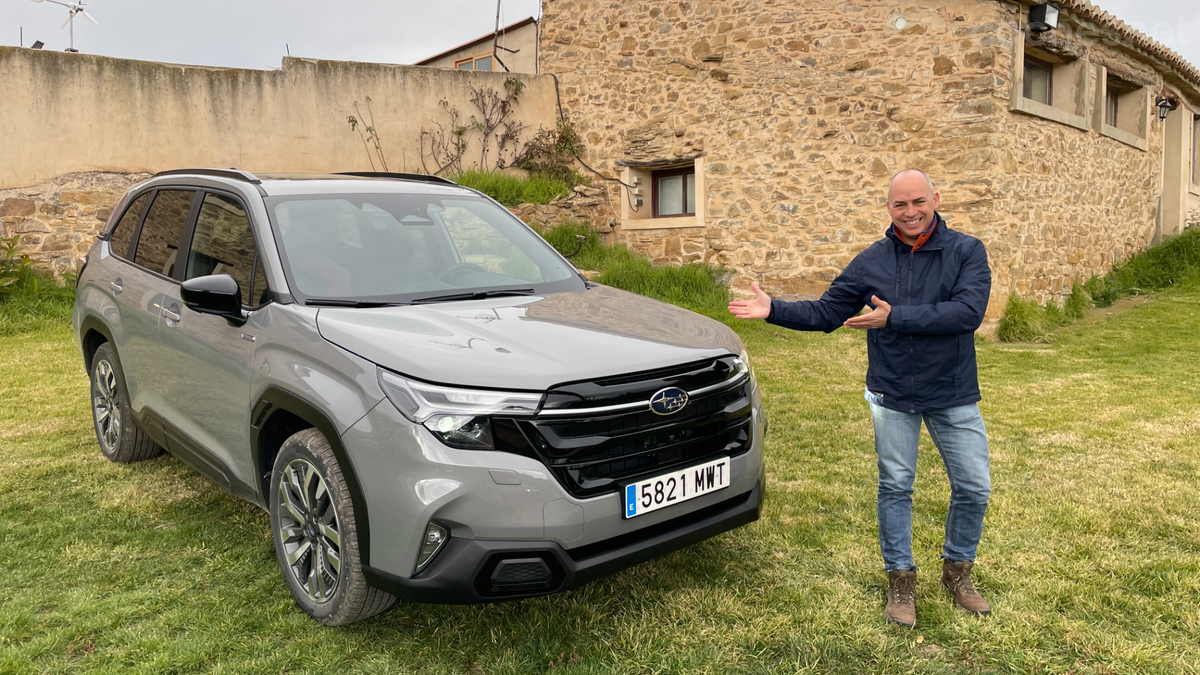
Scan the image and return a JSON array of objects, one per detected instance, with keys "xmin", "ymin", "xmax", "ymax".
[
  {"xmin": 1155, "ymin": 96, "xmax": 1179, "ymax": 121},
  {"xmin": 1029, "ymin": 3, "xmax": 1061, "ymax": 34}
]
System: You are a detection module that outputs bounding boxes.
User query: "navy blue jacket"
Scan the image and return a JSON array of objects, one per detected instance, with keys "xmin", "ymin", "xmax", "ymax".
[{"xmin": 767, "ymin": 214, "xmax": 991, "ymax": 413}]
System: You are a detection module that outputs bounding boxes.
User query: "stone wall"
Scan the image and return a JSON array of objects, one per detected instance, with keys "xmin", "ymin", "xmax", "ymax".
[
  {"xmin": 0, "ymin": 172, "xmax": 149, "ymax": 274},
  {"xmin": 991, "ymin": 6, "xmax": 1163, "ymax": 301},
  {"xmin": 537, "ymin": 0, "xmax": 1196, "ymax": 326},
  {"xmin": 509, "ymin": 183, "xmax": 619, "ymax": 232}
]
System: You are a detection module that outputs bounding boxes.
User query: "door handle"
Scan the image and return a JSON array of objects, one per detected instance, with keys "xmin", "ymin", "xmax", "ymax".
[
  {"xmin": 161, "ymin": 305, "xmax": 182, "ymax": 324},
  {"xmin": 109, "ymin": 279, "xmax": 123, "ymax": 295}
]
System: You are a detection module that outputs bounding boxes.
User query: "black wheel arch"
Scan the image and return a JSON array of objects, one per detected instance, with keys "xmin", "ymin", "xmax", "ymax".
[
  {"xmin": 251, "ymin": 387, "xmax": 373, "ymax": 567},
  {"xmin": 78, "ymin": 316, "xmax": 116, "ymax": 373}
]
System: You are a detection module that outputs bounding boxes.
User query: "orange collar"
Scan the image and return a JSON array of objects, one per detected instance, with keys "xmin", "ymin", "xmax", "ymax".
[{"xmin": 910, "ymin": 218, "xmax": 938, "ymax": 252}]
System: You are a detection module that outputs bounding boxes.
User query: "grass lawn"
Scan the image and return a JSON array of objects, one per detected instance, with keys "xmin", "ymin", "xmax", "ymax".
[{"xmin": 2, "ymin": 283, "xmax": 1199, "ymax": 674}]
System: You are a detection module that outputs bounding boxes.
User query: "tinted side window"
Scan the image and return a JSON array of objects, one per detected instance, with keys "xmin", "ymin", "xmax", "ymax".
[
  {"xmin": 135, "ymin": 190, "xmax": 194, "ymax": 277},
  {"xmin": 109, "ymin": 192, "xmax": 150, "ymax": 260},
  {"xmin": 185, "ymin": 193, "xmax": 258, "ymax": 306}
]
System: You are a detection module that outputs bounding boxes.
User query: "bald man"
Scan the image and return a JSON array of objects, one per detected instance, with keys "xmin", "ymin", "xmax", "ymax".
[{"xmin": 729, "ymin": 170, "xmax": 993, "ymax": 627}]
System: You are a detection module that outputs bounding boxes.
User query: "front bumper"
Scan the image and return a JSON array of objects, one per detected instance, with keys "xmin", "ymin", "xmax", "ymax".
[{"xmin": 363, "ymin": 478, "xmax": 763, "ymax": 604}]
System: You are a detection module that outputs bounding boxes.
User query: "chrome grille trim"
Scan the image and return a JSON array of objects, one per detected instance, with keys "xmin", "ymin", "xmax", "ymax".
[{"xmin": 535, "ymin": 372, "xmax": 749, "ymax": 418}]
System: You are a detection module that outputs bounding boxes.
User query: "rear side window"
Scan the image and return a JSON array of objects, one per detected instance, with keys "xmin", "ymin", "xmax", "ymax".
[
  {"xmin": 185, "ymin": 193, "xmax": 259, "ymax": 306},
  {"xmin": 108, "ymin": 192, "xmax": 150, "ymax": 260},
  {"xmin": 134, "ymin": 190, "xmax": 195, "ymax": 277}
]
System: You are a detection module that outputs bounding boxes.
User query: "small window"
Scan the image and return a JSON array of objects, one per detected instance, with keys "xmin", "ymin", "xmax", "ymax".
[
  {"xmin": 108, "ymin": 192, "xmax": 150, "ymax": 260},
  {"xmin": 1023, "ymin": 56, "xmax": 1053, "ymax": 105},
  {"xmin": 653, "ymin": 167, "xmax": 696, "ymax": 218},
  {"xmin": 454, "ymin": 53, "xmax": 493, "ymax": 71},
  {"xmin": 134, "ymin": 190, "xmax": 195, "ymax": 277},
  {"xmin": 186, "ymin": 193, "xmax": 259, "ymax": 306},
  {"xmin": 1193, "ymin": 116, "xmax": 1200, "ymax": 185},
  {"xmin": 1100, "ymin": 76, "xmax": 1147, "ymax": 144}
]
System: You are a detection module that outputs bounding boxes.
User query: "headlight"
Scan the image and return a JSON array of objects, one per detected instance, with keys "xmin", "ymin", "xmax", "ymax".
[
  {"xmin": 737, "ymin": 349, "xmax": 758, "ymax": 391},
  {"xmin": 378, "ymin": 369, "xmax": 540, "ymax": 449}
]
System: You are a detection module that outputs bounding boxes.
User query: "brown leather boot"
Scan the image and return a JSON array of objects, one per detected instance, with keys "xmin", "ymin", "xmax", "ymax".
[
  {"xmin": 885, "ymin": 569, "xmax": 917, "ymax": 627},
  {"xmin": 941, "ymin": 560, "xmax": 991, "ymax": 616}
]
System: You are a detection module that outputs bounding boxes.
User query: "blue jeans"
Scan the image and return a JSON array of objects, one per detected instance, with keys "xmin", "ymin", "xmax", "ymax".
[{"xmin": 867, "ymin": 395, "xmax": 991, "ymax": 572}]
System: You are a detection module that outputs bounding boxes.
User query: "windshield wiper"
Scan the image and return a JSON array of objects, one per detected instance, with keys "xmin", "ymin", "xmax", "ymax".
[
  {"xmin": 304, "ymin": 298, "xmax": 405, "ymax": 308},
  {"xmin": 410, "ymin": 288, "xmax": 537, "ymax": 305}
]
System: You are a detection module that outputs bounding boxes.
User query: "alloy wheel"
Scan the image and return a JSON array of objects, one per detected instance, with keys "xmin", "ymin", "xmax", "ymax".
[
  {"xmin": 277, "ymin": 458, "xmax": 342, "ymax": 603},
  {"xmin": 93, "ymin": 359, "xmax": 122, "ymax": 454}
]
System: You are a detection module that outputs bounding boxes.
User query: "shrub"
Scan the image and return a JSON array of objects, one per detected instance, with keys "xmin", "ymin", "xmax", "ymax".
[
  {"xmin": 1062, "ymin": 283, "xmax": 1093, "ymax": 321},
  {"xmin": 514, "ymin": 119, "xmax": 585, "ymax": 184},
  {"xmin": 997, "ymin": 294, "xmax": 1055, "ymax": 342}
]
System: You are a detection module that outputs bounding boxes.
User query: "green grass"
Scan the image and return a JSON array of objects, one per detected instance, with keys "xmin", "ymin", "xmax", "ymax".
[
  {"xmin": 450, "ymin": 169, "xmax": 576, "ymax": 207},
  {"xmin": 999, "ymin": 228, "xmax": 1200, "ymax": 341},
  {"xmin": 0, "ymin": 267, "xmax": 76, "ymax": 337},
  {"xmin": 543, "ymin": 222, "xmax": 738, "ymax": 324},
  {"xmin": 1086, "ymin": 227, "xmax": 1200, "ymax": 307},
  {"xmin": 4, "ymin": 264, "xmax": 1200, "ymax": 672}
]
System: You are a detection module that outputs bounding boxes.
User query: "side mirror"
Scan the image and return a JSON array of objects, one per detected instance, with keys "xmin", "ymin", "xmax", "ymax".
[{"xmin": 181, "ymin": 274, "xmax": 247, "ymax": 326}]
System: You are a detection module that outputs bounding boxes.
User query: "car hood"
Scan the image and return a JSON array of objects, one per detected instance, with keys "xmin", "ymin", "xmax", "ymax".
[{"xmin": 315, "ymin": 285, "xmax": 743, "ymax": 390}]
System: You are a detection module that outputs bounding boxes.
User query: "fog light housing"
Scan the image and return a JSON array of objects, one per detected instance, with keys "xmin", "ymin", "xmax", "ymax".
[{"xmin": 415, "ymin": 521, "xmax": 449, "ymax": 573}]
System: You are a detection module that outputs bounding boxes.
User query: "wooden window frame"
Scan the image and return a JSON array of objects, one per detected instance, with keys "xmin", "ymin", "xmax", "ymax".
[
  {"xmin": 1023, "ymin": 55, "xmax": 1054, "ymax": 105},
  {"xmin": 1105, "ymin": 89, "xmax": 1119, "ymax": 128},
  {"xmin": 651, "ymin": 166, "xmax": 696, "ymax": 218},
  {"xmin": 454, "ymin": 53, "xmax": 494, "ymax": 71}
]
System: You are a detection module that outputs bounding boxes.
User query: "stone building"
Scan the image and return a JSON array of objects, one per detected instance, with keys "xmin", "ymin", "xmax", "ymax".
[{"xmin": 536, "ymin": 0, "xmax": 1200, "ymax": 325}]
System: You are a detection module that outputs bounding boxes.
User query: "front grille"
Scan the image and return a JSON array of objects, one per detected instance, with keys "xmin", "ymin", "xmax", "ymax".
[{"xmin": 500, "ymin": 357, "xmax": 754, "ymax": 499}]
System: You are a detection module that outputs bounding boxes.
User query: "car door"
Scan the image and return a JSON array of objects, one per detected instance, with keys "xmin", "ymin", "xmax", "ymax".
[
  {"xmin": 155, "ymin": 190, "xmax": 268, "ymax": 496},
  {"xmin": 105, "ymin": 188, "xmax": 197, "ymax": 432}
]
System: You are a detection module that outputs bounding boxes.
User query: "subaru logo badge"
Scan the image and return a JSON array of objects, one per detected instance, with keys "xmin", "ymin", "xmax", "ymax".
[{"xmin": 649, "ymin": 387, "xmax": 689, "ymax": 415}]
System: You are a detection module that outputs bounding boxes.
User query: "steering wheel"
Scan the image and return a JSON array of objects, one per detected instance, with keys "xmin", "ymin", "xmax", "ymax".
[{"xmin": 436, "ymin": 262, "xmax": 487, "ymax": 282}]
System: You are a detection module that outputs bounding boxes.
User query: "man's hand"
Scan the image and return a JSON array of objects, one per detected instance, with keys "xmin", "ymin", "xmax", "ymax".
[
  {"xmin": 728, "ymin": 282, "xmax": 772, "ymax": 320},
  {"xmin": 843, "ymin": 295, "xmax": 891, "ymax": 330}
]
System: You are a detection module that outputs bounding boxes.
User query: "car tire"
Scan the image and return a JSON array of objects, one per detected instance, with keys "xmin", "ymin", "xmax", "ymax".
[
  {"xmin": 89, "ymin": 342, "xmax": 164, "ymax": 463},
  {"xmin": 269, "ymin": 428, "xmax": 395, "ymax": 626}
]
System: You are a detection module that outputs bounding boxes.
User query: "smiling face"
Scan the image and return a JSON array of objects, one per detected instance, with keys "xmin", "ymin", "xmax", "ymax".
[{"xmin": 886, "ymin": 171, "xmax": 940, "ymax": 245}]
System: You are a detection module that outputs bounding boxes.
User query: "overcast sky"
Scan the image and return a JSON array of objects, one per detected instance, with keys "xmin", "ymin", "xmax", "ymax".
[{"xmin": 1, "ymin": 0, "xmax": 1198, "ymax": 73}]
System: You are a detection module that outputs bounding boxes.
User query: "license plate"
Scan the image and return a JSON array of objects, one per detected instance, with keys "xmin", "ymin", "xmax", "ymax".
[{"xmin": 623, "ymin": 457, "xmax": 731, "ymax": 519}]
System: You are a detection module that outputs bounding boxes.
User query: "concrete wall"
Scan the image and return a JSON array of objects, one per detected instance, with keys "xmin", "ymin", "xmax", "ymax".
[
  {"xmin": 538, "ymin": 0, "xmax": 1200, "ymax": 327},
  {"xmin": 418, "ymin": 21, "xmax": 539, "ymax": 74},
  {"xmin": 0, "ymin": 46, "xmax": 558, "ymax": 189}
]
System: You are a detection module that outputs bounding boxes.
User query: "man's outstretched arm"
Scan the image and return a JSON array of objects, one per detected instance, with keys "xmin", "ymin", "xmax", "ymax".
[{"xmin": 728, "ymin": 267, "xmax": 867, "ymax": 332}]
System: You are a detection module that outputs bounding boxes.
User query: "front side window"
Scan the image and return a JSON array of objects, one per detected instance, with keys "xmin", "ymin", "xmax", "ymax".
[
  {"xmin": 266, "ymin": 193, "xmax": 580, "ymax": 303},
  {"xmin": 108, "ymin": 192, "xmax": 150, "ymax": 260},
  {"xmin": 134, "ymin": 190, "xmax": 195, "ymax": 277},
  {"xmin": 1023, "ymin": 56, "xmax": 1053, "ymax": 105},
  {"xmin": 185, "ymin": 193, "xmax": 260, "ymax": 306},
  {"xmin": 654, "ymin": 167, "xmax": 696, "ymax": 217}
]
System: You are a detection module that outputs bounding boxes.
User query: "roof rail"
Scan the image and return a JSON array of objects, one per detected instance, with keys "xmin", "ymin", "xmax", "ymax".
[
  {"xmin": 335, "ymin": 171, "xmax": 458, "ymax": 186},
  {"xmin": 152, "ymin": 167, "xmax": 263, "ymax": 184}
]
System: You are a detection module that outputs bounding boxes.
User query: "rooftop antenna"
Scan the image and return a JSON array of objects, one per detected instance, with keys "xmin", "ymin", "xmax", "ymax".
[{"xmin": 29, "ymin": 0, "xmax": 98, "ymax": 53}]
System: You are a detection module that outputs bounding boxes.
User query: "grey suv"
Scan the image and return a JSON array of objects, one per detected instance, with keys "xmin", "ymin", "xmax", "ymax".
[{"xmin": 73, "ymin": 169, "xmax": 765, "ymax": 625}]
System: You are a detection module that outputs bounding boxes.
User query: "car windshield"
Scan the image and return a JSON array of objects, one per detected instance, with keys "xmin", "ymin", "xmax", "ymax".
[{"xmin": 264, "ymin": 193, "xmax": 583, "ymax": 303}]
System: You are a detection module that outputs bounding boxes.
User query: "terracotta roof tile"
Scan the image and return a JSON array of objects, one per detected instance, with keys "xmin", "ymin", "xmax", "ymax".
[{"xmin": 1066, "ymin": 1, "xmax": 1200, "ymax": 90}]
